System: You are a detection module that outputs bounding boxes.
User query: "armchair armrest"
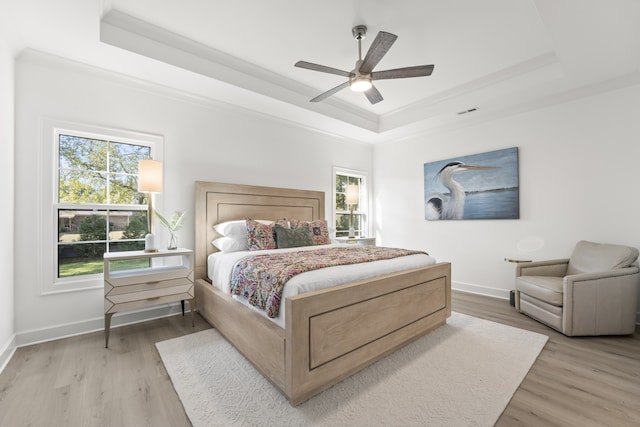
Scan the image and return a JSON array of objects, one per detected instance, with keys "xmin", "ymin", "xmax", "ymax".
[
  {"xmin": 565, "ymin": 266, "xmax": 639, "ymax": 283},
  {"xmin": 563, "ymin": 266, "xmax": 640, "ymax": 336},
  {"xmin": 516, "ymin": 259, "xmax": 569, "ymax": 277}
]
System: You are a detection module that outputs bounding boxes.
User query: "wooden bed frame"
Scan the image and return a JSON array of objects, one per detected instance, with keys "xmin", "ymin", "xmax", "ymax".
[{"xmin": 194, "ymin": 181, "xmax": 451, "ymax": 405}]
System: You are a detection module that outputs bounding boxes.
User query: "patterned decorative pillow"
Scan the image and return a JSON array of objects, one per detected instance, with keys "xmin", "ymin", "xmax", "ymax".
[
  {"xmin": 246, "ymin": 218, "xmax": 277, "ymax": 251},
  {"xmin": 275, "ymin": 217, "xmax": 300, "ymax": 229},
  {"xmin": 297, "ymin": 219, "xmax": 331, "ymax": 245},
  {"xmin": 215, "ymin": 219, "xmax": 272, "ymax": 238},
  {"xmin": 274, "ymin": 224, "xmax": 313, "ymax": 249},
  {"xmin": 275, "ymin": 217, "xmax": 290, "ymax": 229}
]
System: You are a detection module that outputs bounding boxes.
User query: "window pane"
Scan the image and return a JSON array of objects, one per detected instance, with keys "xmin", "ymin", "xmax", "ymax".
[
  {"xmin": 336, "ymin": 214, "xmax": 362, "ymax": 237},
  {"xmin": 352, "ymin": 215, "xmax": 361, "ymax": 231},
  {"xmin": 109, "ymin": 173, "xmax": 144, "ymax": 205},
  {"xmin": 108, "ymin": 210, "xmax": 148, "ymax": 241},
  {"xmin": 59, "ymin": 210, "xmax": 108, "ymax": 242},
  {"xmin": 58, "ymin": 210, "xmax": 78, "ymax": 242},
  {"xmin": 77, "ymin": 213, "xmax": 108, "ymax": 241},
  {"xmin": 58, "ymin": 242, "xmax": 106, "ymax": 277},
  {"xmin": 59, "ymin": 170, "xmax": 108, "ymax": 203},
  {"xmin": 59, "ymin": 134, "xmax": 108, "ymax": 171},
  {"xmin": 335, "ymin": 175, "xmax": 347, "ymax": 193},
  {"xmin": 336, "ymin": 213, "xmax": 351, "ymax": 233},
  {"xmin": 336, "ymin": 192, "xmax": 346, "ymax": 211},
  {"xmin": 109, "ymin": 240, "xmax": 146, "ymax": 254},
  {"xmin": 109, "ymin": 142, "xmax": 150, "ymax": 173}
]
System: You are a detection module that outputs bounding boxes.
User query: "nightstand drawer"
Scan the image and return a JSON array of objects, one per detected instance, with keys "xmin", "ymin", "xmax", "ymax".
[
  {"xmin": 105, "ymin": 277, "xmax": 193, "ymax": 296},
  {"xmin": 105, "ymin": 290, "xmax": 195, "ymax": 314},
  {"xmin": 107, "ymin": 282, "xmax": 194, "ymax": 305},
  {"xmin": 106, "ymin": 266, "xmax": 192, "ymax": 287}
]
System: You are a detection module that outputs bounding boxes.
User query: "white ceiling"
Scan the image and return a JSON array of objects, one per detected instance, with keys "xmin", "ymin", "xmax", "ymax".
[{"xmin": 3, "ymin": 0, "xmax": 640, "ymax": 143}]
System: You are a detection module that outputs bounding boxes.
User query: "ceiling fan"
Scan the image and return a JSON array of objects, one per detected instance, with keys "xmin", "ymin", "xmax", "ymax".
[{"xmin": 295, "ymin": 25, "xmax": 434, "ymax": 104}]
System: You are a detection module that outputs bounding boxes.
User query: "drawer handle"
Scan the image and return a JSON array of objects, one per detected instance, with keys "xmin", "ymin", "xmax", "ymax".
[
  {"xmin": 146, "ymin": 296, "xmax": 161, "ymax": 301},
  {"xmin": 145, "ymin": 281, "xmax": 161, "ymax": 285}
]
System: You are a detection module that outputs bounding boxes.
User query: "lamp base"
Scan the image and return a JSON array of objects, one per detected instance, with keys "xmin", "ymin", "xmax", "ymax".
[
  {"xmin": 348, "ymin": 227, "xmax": 355, "ymax": 238},
  {"xmin": 144, "ymin": 233, "xmax": 158, "ymax": 252}
]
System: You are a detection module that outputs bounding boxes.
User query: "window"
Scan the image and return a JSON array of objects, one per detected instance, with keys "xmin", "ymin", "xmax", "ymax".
[
  {"xmin": 55, "ymin": 127, "xmax": 159, "ymax": 282},
  {"xmin": 333, "ymin": 167, "xmax": 369, "ymax": 238}
]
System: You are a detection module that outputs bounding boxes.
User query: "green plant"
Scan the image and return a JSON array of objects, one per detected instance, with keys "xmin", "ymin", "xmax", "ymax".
[
  {"xmin": 155, "ymin": 210, "xmax": 185, "ymax": 249},
  {"xmin": 122, "ymin": 215, "xmax": 148, "ymax": 239},
  {"xmin": 155, "ymin": 210, "xmax": 185, "ymax": 232}
]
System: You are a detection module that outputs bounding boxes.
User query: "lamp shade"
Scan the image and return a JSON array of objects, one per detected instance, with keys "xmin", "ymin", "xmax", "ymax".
[
  {"xmin": 138, "ymin": 159, "xmax": 163, "ymax": 193},
  {"xmin": 345, "ymin": 184, "xmax": 359, "ymax": 205}
]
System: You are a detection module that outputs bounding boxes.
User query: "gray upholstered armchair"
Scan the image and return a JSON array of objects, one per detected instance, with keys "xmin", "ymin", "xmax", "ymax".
[{"xmin": 515, "ymin": 240, "xmax": 640, "ymax": 336}]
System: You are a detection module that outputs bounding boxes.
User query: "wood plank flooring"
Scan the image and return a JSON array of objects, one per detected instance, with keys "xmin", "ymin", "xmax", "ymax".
[
  {"xmin": 0, "ymin": 292, "xmax": 638, "ymax": 426},
  {"xmin": 0, "ymin": 314, "xmax": 210, "ymax": 427},
  {"xmin": 454, "ymin": 292, "xmax": 640, "ymax": 427}
]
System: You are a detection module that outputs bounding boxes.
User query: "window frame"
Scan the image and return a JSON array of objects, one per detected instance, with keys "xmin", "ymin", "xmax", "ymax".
[
  {"xmin": 41, "ymin": 119, "xmax": 163, "ymax": 294},
  {"xmin": 332, "ymin": 166, "xmax": 371, "ymax": 239}
]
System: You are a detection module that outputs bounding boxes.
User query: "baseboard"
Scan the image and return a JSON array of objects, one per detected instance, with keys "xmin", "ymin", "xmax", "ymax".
[
  {"xmin": 452, "ymin": 280, "xmax": 510, "ymax": 300},
  {"xmin": 0, "ymin": 334, "xmax": 17, "ymax": 375},
  {"xmin": 14, "ymin": 302, "xmax": 185, "ymax": 348},
  {"xmin": 5, "ymin": 284, "xmax": 639, "ymax": 372}
]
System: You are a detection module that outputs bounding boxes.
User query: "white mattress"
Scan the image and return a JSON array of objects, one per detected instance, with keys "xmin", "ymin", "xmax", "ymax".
[{"xmin": 207, "ymin": 243, "xmax": 437, "ymax": 328}]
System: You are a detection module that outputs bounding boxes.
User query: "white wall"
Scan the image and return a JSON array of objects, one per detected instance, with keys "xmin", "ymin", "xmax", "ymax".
[
  {"xmin": 13, "ymin": 51, "xmax": 372, "ymax": 344},
  {"xmin": 373, "ymin": 85, "xmax": 640, "ymax": 313},
  {"xmin": 0, "ymin": 37, "xmax": 16, "ymax": 368},
  {"xmin": 12, "ymin": 50, "xmax": 640, "ymax": 347}
]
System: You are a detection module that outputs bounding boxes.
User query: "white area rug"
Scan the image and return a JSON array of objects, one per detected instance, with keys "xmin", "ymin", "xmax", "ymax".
[{"xmin": 156, "ymin": 312, "xmax": 547, "ymax": 427}]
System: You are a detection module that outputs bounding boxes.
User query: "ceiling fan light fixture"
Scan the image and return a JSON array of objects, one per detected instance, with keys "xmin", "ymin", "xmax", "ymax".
[{"xmin": 350, "ymin": 77, "xmax": 372, "ymax": 92}]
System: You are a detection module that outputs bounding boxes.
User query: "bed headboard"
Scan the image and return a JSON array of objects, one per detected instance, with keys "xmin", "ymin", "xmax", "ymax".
[{"xmin": 194, "ymin": 181, "xmax": 325, "ymax": 281}]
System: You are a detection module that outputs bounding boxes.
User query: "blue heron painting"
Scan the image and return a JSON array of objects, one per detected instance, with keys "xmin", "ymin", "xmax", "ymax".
[{"xmin": 424, "ymin": 147, "xmax": 519, "ymax": 220}]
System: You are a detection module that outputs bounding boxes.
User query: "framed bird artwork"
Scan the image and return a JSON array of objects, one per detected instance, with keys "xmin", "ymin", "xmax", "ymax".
[{"xmin": 424, "ymin": 147, "xmax": 519, "ymax": 220}]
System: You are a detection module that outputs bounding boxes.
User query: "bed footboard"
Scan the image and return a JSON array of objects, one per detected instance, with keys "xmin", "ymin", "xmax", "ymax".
[
  {"xmin": 285, "ymin": 262, "xmax": 451, "ymax": 405},
  {"xmin": 195, "ymin": 278, "xmax": 287, "ymax": 390}
]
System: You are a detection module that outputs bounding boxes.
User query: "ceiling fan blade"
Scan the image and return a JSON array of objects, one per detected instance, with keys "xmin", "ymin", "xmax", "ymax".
[
  {"xmin": 359, "ymin": 31, "xmax": 398, "ymax": 75},
  {"xmin": 295, "ymin": 61, "xmax": 353, "ymax": 78},
  {"xmin": 364, "ymin": 85, "xmax": 384, "ymax": 104},
  {"xmin": 372, "ymin": 64, "xmax": 434, "ymax": 80},
  {"xmin": 310, "ymin": 81, "xmax": 350, "ymax": 102}
]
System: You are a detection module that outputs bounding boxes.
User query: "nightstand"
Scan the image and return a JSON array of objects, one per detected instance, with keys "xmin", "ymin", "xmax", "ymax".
[
  {"xmin": 103, "ymin": 248, "xmax": 195, "ymax": 348},
  {"xmin": 335, "ymin": 237, "xmax": 376, "ymax": 246}
]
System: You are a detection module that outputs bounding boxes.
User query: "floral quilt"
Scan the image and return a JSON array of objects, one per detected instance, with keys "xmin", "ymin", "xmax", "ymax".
[{"xmin": 230, "ymin": 246, "xmax": 426, "ymax": 318}]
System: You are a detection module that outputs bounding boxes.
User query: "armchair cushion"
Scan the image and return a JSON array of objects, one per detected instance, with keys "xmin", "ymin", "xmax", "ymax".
[
  {"xmin": 515, "ymin": 276, "xmax": 563, "ymax": 306},
  {"xmin": 566, "ymin": 240, "xmax": 639, "ymax": 275}
]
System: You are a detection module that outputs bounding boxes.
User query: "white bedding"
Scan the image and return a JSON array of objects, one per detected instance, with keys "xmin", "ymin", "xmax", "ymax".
[{"xmin": 207, "ymin": 243, "xmax": 437, "ymax": 328}]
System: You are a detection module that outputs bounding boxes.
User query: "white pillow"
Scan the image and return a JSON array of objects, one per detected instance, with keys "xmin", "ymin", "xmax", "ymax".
[
  {"xmin": 212, "ymin": 236, "xmax": 248, "ymax": 252},
  {"xmin": 213, "ymin": 219, "xmax": 273, "ymax": 238},
  {"xmin": 213, "ymin": 220, "xmax": 247, "ymax": 238}
]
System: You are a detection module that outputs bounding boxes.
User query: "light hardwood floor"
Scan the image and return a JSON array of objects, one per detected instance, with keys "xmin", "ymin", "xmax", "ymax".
[{"xmin": 0, "ymin": 292, "xmax": 638, "ymax": 426}]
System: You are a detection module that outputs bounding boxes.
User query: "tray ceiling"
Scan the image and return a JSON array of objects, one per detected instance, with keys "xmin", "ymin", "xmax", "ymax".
[{"xmin": 3, "ymin": 0, "xmax": 640, "ymax": 143}]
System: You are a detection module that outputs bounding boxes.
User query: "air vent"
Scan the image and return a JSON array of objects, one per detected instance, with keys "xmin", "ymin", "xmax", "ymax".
[{"xmin": 457, "ymin": 107, "xmax": 479, "ymax": 115}]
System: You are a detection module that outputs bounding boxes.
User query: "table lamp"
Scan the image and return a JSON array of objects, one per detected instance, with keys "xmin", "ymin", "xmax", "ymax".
[
  {"xmin": 138, "ymin": 159, "xmax": 163, "ymax": 252},
  {"xmin": 345, "ymin": 184, "xmax": 359, "ymax": 238}
]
